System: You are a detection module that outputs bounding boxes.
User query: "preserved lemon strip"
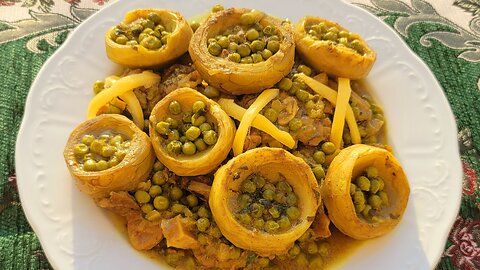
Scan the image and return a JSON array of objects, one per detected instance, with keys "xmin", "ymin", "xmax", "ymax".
[
  {"xmin": 232, "ymin": 89, "xmax": 279, "ymax": 156},
  {"xmin": 119, "ymin": 91, "xmax": 144, "ymax": 130},
  {"xmin": 217, "ymin": 98, "xmax": 295, "ymax": 149},
  {"xmin": 87, "ymin": 71, "xmax": 160, "ymax": 119},
  {"xmin": 330, "ymin": 78, "xmax": 352, "ymax": 148},
  {"xmin": 296, "ymin": 73, "xmax": 361, "ymax": 144}
]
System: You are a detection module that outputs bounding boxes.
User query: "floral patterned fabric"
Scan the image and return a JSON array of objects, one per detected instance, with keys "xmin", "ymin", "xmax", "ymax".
[{"xmin": 0, "ymin": 0, "xmax": 479, "ymax": 269}]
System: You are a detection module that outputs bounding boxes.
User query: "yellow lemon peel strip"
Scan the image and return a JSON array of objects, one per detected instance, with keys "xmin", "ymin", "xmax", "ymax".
[
  {"xmin": 330, "ymin": 78, "xmax": 352, "ymax": 148},
  {"xmin": 218, "ymin": 98, "xmax": 295, "ymax": 149},
  {"xmin": 231, "ymin": 88, "xmax": 279, "ymax": 156},
  {"xmin": 296, "ymin": 73, "xmax": 361, "ymax": 144}
]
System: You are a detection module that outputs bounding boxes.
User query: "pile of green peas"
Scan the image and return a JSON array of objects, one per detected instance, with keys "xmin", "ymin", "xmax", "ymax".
[
  {"xmin": 207, "ymin": 11, "xmax": 281, "ymax": 64},
  {"xmin": 235, "ymin": 174, "xmax": 301, "ymax": 234},
  {"xmin": 110, "ymin": 12, "xmax": 170, "ymax": 50},
  {"xmin": 155, "ymin": 100, "xmax": 218, "ymax": 156},
  {"xmin": 350, "ymin": 166, "xmax": 389, "ymax": 222},
  {"xmin": 281, "ymin": 229, "xmax": 331, "ymax": 268},
  {"xmin": 305, "ymin": 22, "xmax": 365, "ymax": 55},
  {"xmin": 73, "ymin": 133, "xmax": 130, "ymax": 172}
]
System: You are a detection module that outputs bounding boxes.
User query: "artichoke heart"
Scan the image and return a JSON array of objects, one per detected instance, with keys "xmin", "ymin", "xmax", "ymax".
[
  {"xmin": 105, "ymin": 9, "xmax": 193, "ymax": 68},
  {"xmin": 322, "ymin": 144, "xmax": 410, "ymax": 240},
  {"xmin": 63, "ymin": 114, "xmax": 155, "ymax": 199},
  {"xmin": 149, "ymin": 87, "xmax": 236, "ymax": 176},
  {"xmin": 189, "ymin": 8, "xmax": 295, "ymax": 95},
  {"xmin": 294, "ymin": 16, "xmax": 376, "ymax": 79},
  {"xmin": 209, "ymin": 148, "xmax": 321, "ymax": 257}
]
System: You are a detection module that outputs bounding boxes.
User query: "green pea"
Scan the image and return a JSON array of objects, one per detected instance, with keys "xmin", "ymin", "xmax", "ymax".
[
  {"xmin": 73, "ymin": 144, "xmax": 89, "ymax": 156},
  {"xmin": 208, "ymin": 38, "xmax": 217, "ymax": 45},
  {"xmin": 260, "ymin": 49, "xmax": 273, "ymax": 60},
  {"xmin": 147, "ymin": 185, "xmax": 162, "ymax": 197},
  {"xmin": 182, "ymin": 142, "xmax": 196, "ymax": 155},
  {"xmin": 108, "ymin": 156, "xmax": 120, "ymax": 167},
  {"xmin": 289, "ymin": 118, "xmax": 303, "ymax": 132},
  {"xmin": 238, "ymin": 213, "xmax": 252, "ymax": 225},
  {"xmin": 366, "ymin": 166, "xmax": 379, "ymax": 178},
  {"xmin": 276, "ymin": 181, "xmax": 292, "ymax": 193},
  {"xmin": 171, "ymin": 203, "xmax": 185, "ymax": 214},
  {"xmin": 368, "ymin": 194, "xmax": 383, "ymax": 210},
  {"xmin": 307, "ymin": 242, "xmax": 318, "ymax": 254},
  {"xmin": 251, "ymin": 203, "xmax": 264, "ymax": 218},
  {"xmin": 266, "ymin": 40, "xmax": 280, "ymax": 53},
  {"xmin": 168, "ymin": 100, "xmax": 182, "ymax": 115},
  {"xmin": 353, "ymin": 191, "xmax": 365, "ymax": 205},
  {"xmin": 286, "ymin": 193, "xmax": 298, "ymax": 206},
  {"xmin": 90, "ymin": 139, "xmax": 105, "ymax": 154},
  {"xmin": 265, "ymin": 220, "xmax": 279, "ymax": 232},
  {"xmin": 338, "ymin": 30, "xmax": 349, "ymax": 38},
  {"xmin": 252, "ymin": 175, "xmax": 265, "ymax": 188},
  {"xmin": 237, "ymin": 194, "xmax": 252, "ymax": 209},
  {"xmin": 312, "ymin": 151, "xmax": 325, "ymax": 165},
  {"xmin": 317, "ymin": 241, "xmax": 330, "ymax": 256},
  {"xmin": 277, "ymin": 77, "xmax": 293, "ymax": 91},
  {"xmin": 228, "ymin": 42, "xmax": 238, "ymax": 52},
  {"xmin": 191, "ymin": 114, "xmax": 206, "ymax": 126},
  {"xmin": 191, "ymin": 101, "xmax": 205, "ymax": 114},
  {"xmin": 96, "ymin": 160, "xmax": 109, "ymax": 171},
  {"xmin": 268, "ymin": 206, "xmax": 280, "ymax": 218},
  {"xmin": 199, "ymin": 123, "xmax": 212, "ymax": 132},
  {"xmin": 208, "ymin": 42, "xmax": 222, "ymax": 56},
  {"xmin": 350, "ymin": 39, "xmax": 364, "ymax": 54},
  {"xmin": 253, "ymin": 218, "xmax": 265, "ymax": 230},
  {"xmin": 115, "ymin": 35, "xmax": 128, "ymax": 45},
  {"xmin": 135, "ymin": 190, "xmax": 151, "ymax": 204},
  {"xmin": 296, "ymin": 64, "xmax": 312, "ymax": 76},
  {"xmin": 228, "ymin": 52, "xmax": 241, "ymax": 63},
  {"xmin": 263, "ymin": 108, "xmax": 278, "ymax": 123},
  {"xmin": 310, "ymin": 256, "xmax": 324, "ymax": 268},
  {"xmin": 170, "ymin": 186, "xmax": 184, "ymax": 200},
  {"xmin": 186, "ymin": 194, "xmax": 198, "ymax": 207},
  {"xmin": 166, "ymin": 140, "xmax": 182, "ymax": 155},
  {"xmin": 355, "ymin": 176, "xmax": 371, "ymax": 191},
  {"xmin": 295, "ymin": 89, "xmax": 311, "ymax": 102},
  {"xmin": 370, "ymin": 179, "xmax": 381, "ymax": 193},
  {"xmin": 237, "ymin": 44, "xmax": 251, "ymax": 57},
  {"xmin": 263, "ymin": 189, "xmax": 274, "ymax": 201},
  {"xmin": 217, "ymin": 36, "xmax": 230, "ymax": 48},
  {"xmin": 140, "ymin": 35, "xmax": 162, "ymax": 50},
  {"xmin": 203, "ymin": 130, "xmax": 218, "ymax": 145},
  {"xmin": 115, "ymin": 150, "xmax": 126, "ymax": 160},
  {"xmin": 362, "ymin": 204, "xmax": 372, "ymax": 218},
  {"xmin": 204, "ymin": 86, "xmax": 220, "ymax": 98},
  {"xmin": 184, "ymin": 126, "xmax": 200, "ymax": 141},
  {"xmin": 298, "ymin": 230, "xmax": 311, "ymax": 242},
  {"xmin": 137, "ymin": 181, "xmax": 151, "ymax": 191},
  {"xmin": 240, "ymin": 12, "xmax": 256, "ymax": 25},
  {"xmin": 245, "ymin": 29, "xmax": 259, "ymax": 41},
  {"xmin": 278, "ymin": 216, "xmax": 291, "ymax": 229},
  {"xmin": 194, "ymin": 138, "xmax": 207, "ymax": 151},
  {"xmin": 263, "ymin": 25, "xmax": 276, "ymax": 36},
  {"xmin": 141, "ymin": 203, "xmax": 154, "ymax": 214},
  {"xmin": 323, "ymin": 31, "xmax": 337, "ymax": 41},
  {"xmin": 189, "ymin": 21, "xmax": 200, "ymax": 32},
  {"xmin": 263, "ymin": 183, "xmax": 276, "ymax": 191},
  {"xmin": 240, "ymin": 56, "xmax": 253, "ymax": 64},
  {"xmin": 250, "ymin": 40, "xmax": 265, "ymax": 52},
  {"xmin": 145, "ymin": 210, "xmax": 161, "ymax": 221},
  {"xmin": 197, "ymin": 206, "xmax": 210, "ymax": 218},
  {"xmin": 338, "ymin": 37, "xmax": 348, "ymax": 46},
  {"xmin": 152, "ymin": 171, "xmax": 166, "ymax": 185},
  {"xmin": 350, "ymin": 183, "xmax": 357, "ymax": 195},
  {"xmin": 251, "ymin": 53, "xmax": 263, "ymax": 63},
  {"xmin": 167, "ymin": 129, "xmax": 180, "ymax": 141},
  {"xmin": 378, "ymin": 191, "xmax": 389, "ymax": 205},
  {"xmin": 241, "ymin": 180, "xmax": 256, "ymax": 194},
  {"xmin": 212, "ymin": 4, "xmax": 224, "ymax": 12},
  {"xmin": 108, "ymin": 135, "xmax": 122, "ymax": 146},
  {"xmin": 156, "ymin": 121, "xmax": 170, "ymax": 135},
  {"xmin": 321, "ymin": 141, "xmax": 336, "ymax": 155},
  {"xmin": 355, "ymin": 202, "xmax": 366, "ymax": 212},
  {"xmin": 378, "ymin": 178, "xmax": 385, "ymax": 191},
  {"xmin": 209, "ymin": 226, "xmax": 223, "ymax": 238},
  {"xmin": 288, "ymin": 244, "xmax": 301, "ymax": 258},
  {"xmin": 92, "ymin": 81, "xmax": 104, "ymax": 95}
]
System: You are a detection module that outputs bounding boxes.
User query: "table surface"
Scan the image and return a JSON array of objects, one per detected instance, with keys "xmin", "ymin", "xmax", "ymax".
[{"xmin": 0, "ymin": 0, "xmax": 479, "ymax": 269}]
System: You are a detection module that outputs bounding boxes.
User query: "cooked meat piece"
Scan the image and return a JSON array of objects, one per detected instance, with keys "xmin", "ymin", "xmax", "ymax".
[
  {"xmin": 243, "ymin": 132, "xmax": 262, "ymax": 152},
  {"xmin": 126, "ymin": 211, "xmax": 163, "ymax": 250},
  {"xmin": 277, "ymin": 96, "xmax": 299, "ymax": 125},
  {"xmin": 187, "ymin": 181, "xmax": 212, "ymax": 201},
  {"xmin": 160, "ymin": 64, "xmax": 202, "ymax": 95},
  {"xmin": 161, "ymin": 215, "xmax": 200, "ymax": 250},
  {"xmin": 350, "ymin": 90, "xmax": 372, "ymax": 122},
  {"xmin": 96, "ymin": 191, "xmax": 140, "ymax": 217},
  {"xmin": 193, "ymin": 242, "xmax": 247, "ymax": 269},
  {"xmin": 311, "ymin": 205, "xmax": 331, "ymax": 239}
]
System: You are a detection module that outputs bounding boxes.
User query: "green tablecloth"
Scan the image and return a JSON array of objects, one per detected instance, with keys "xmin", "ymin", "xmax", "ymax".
[{"xmin": 0, "ymin": 0, "xmax": 479, "ymax": 269}]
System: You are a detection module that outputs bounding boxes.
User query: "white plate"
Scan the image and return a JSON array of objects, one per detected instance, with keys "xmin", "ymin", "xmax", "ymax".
[{"xmin": 15, "ymin": 0, "xmax": 462, "ymax": 269}]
